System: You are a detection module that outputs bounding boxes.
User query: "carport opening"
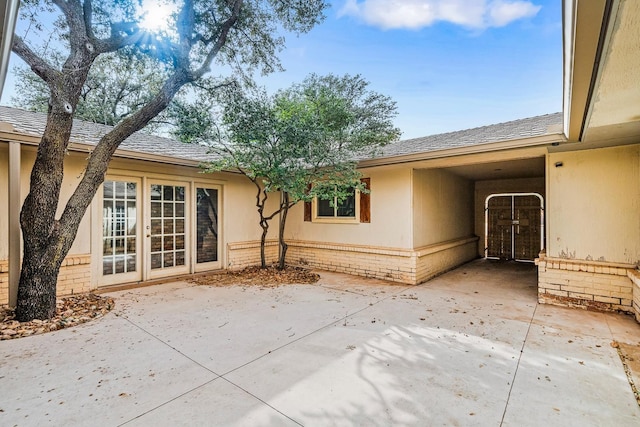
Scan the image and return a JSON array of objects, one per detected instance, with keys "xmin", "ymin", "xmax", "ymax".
[
  {"xmin": 485, "ymin": 193, "xmax": 544, "ymax": 262},
  {"xmin": 434, "ymin": 156, "xmax": 547, "ymax": 266}
]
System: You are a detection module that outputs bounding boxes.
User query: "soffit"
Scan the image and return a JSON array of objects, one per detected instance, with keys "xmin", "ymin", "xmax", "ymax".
[
  {"xmin": 441, "ymin": 157, "xmax": 545, "ymax": 181},
  {"xmin": 563, "ymin": 0, "xmax": 608, "ymax": 142},
  {"xmin": 583, "ymin": 0, "xmax": 640, "ymax": 145}
]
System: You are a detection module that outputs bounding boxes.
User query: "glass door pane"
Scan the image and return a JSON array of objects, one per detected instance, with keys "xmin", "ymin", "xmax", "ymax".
[
  {"xmin": 150, "ymin": 184, "xmax": 186, "ymax": 270},
  {"xmin": 196, "ymin": 188, "xmax": 219, "ymax": 263},
  {"xmin": 103, "ymin": 181, "xmax": 137, "ymax": 276}
]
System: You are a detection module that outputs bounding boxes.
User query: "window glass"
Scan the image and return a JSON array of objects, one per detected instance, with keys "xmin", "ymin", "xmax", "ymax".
[
  {"xmin": 103, "ymin": 180, "xmax": 137, "ymax": 276},
  {"xmin": 337, "ymin": 193, "xmax": 356, "ymax": 217},
  {"xmin": 150, "ymin": 184, "xmax": 186, "ymax": 270},
  {"xmin": 317, "ymin": 187, "xmax": 356, "ymax": 218},
  {"xmin": 196, "ymin": 188, "xmax": 218, "ymax": 263},
  {"xmin": 317, "ymin": 198, "xmax": 334, "ymax": 217}
]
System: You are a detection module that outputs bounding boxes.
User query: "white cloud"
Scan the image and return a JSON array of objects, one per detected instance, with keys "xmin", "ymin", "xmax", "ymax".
[
  {"xmin": 488, "ymin": 1, "xmax": 541, "ymax": 27},
  {"xmin": 338, "ymin": 0, "xmax": 542, "ymax": 30}
]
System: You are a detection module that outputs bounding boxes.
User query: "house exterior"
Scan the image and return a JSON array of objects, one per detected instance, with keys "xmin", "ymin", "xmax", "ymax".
[{"xmin": 1, "ymin": 1, "xmax": 639, "ymax": 321}]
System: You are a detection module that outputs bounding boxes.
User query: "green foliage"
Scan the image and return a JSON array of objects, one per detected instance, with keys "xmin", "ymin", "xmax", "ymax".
[
  {"xmin": 204, "ymin": 73, "xmax": 401, "ymax": 267},
  {"xmin": 208, "ymin": 73, "xmax": 400, "ymax": 203},
  {"xmin": 12, "ymin": 0, "xmax": 329, "ymax": 126},
  {"xmin": 12, "ymin": 50, "xmax": 168, "ymax": 128}
]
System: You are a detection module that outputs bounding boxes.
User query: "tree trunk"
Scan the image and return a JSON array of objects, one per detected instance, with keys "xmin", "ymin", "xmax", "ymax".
[
  {"xmin": 259, "ymin": 220, "xmax": 268, "ymax": 268},
  {"xmin": 277, "ymin": 193, "xmax": 290, "ymax": 270},
  {"xmin": 15, "ymin": 108, "xmax": 75, "ymax": 321},
  {"xmin": 16, "ymin": 243, "xmax": 64, "ymax": 321}
]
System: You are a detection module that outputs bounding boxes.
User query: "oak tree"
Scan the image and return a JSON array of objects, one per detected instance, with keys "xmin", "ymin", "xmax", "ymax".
[{"xmin": 11, "ymin": 0, "xmax": 327, "ymax": 321}]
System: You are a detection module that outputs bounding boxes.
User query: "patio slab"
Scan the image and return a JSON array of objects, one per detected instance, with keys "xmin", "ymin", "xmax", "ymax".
[{"xmin": 1, "ymin": 259, "xmax": 638, "ymax": 426}]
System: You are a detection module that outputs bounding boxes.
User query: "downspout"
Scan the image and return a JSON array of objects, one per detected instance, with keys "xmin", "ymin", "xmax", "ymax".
[{"xmin": 0, "ymin": 0, "xmax": 20, "ymax": 100}]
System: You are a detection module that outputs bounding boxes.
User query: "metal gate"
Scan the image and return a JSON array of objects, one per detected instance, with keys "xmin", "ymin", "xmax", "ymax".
[{"xmin": 485, "ymin": 193, "xmax": 544, "ymax": 262}]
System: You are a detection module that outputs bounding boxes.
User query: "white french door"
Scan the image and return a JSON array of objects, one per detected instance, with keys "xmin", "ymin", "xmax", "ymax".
[
  {"xmin": 99, "ymin": 179, "xmax": 223, "ymax": 285},
  {"xmin": 148, "ymin": 182, "xmax": 190, "ymax": 278},
  {"xmin": 100, "ymin": 179, "xmax": 142, "ymax": 285}
]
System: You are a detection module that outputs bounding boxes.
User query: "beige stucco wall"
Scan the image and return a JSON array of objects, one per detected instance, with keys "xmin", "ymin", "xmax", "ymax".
[
  {"xmin": 413, "ymin": 168, "xmax": 474, "ymax": 249},
  {"xmin": 474, "ymin": 177, "xmax": 545, "ymax": 257},
  {"xmin": 285, "ymin": 167, "xmax": 413, "ymax": 249},
  {"xmin": 0, "ymin": 145, "xmax": 92, "ymax": 258},
  {"xmin": 547, "ymin": 144, "xmax": 640, "ymax": 265}
]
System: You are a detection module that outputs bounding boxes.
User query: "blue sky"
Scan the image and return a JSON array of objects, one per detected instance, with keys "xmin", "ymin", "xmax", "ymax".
[
  {"xmin": 259, "ymin": 0, "xmax": 562, "ymax": 139},
  {"xmin": 1, "ymin": 0, "xmax": 562, "ymax": 140}
]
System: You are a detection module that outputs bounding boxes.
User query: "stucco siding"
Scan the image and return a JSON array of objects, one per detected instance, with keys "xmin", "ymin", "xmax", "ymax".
[
  {"xmin": 547, "ymin": 144, "xmax": 640, "ymax": 265},
  {"xmin": 413, "ymin": 168, "xmax": 474, "ymax": 248},
  {"xmin": 285, "ymin": 168, "xmax": 413, "ymax": 249},
  {"xmin": 0, "ymin": 148, "xmax": 269, "ymax": 302},
  {"xmin": 0, "ymin": 145, "xmax": 92, "ymax": 258}
]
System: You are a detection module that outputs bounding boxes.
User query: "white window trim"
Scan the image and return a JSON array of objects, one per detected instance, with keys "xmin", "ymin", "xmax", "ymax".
[{"xmin": 311, "ymin": 189, "xmax": 361, "ymax": 224}]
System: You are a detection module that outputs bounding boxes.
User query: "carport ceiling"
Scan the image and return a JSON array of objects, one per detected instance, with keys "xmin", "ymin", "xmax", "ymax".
[{"xmin": 442, "ymin": 157, "xmax": 545, "ymax": 181}]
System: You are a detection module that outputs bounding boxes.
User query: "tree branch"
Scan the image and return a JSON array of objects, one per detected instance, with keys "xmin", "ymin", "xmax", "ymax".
[
  {"xmin": 177, "ymin": 0, "xmax": 196, "ymax": 66},
  {"xmin": 52, "ymin": 0, "xmax": 86, "ymax": 49},
  {"xmin": 12, "ymin": 37, "xmax": 61, "ymax": 84},
  {"xmin": 57, "ymin": 68, "xmax": 192, "ymax": 243},
  {"xmin": 192, "ymin": 0, "xmax": 244, "ymax": 79},
  {"xmin": 94, "ymin": 21, "xmax": 142, "ymax": 54},
  {"xmin": 51, "ymin": 0, "xmax": 77, "ymax": 22},
  {"xmin": 83, "ymin": 0, "xmax": 95, "ymax": 40}
]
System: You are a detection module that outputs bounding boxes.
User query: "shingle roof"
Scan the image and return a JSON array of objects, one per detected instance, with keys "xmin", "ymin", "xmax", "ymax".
[
  {"xmin": 378, "ymin": 112, "xmax": 563, "ymax": 159},
  {"xmin": 0, "ymin": 106, "xmax": 215, "ymax": 163},
  {"xmin": 0, "ymin": 106, "xmax": 563, "ymax": 164}
]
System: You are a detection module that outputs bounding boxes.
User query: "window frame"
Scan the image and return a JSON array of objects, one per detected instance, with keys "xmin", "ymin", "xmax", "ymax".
[{"xmin": 311, "ymin": 187, "xmax": 361, "ymax": 224}]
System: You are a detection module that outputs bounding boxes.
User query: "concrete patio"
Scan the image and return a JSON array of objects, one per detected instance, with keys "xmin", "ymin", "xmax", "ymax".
[{"xmin": 1, "ymin": 259, "xmax": 639, "ymax": 426}]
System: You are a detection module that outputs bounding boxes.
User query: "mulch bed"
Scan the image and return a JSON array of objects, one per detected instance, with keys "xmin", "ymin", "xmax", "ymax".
[
  {"xmin": 0, "ymin": 294, "xmax": 115, "ymax": 341},
  {"xmin": 189, "ymin": 265, "xmax": 320, "ymax": 287}
]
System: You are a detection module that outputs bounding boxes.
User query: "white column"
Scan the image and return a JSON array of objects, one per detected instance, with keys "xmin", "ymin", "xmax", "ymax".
[{"xmin": 8, "ymin": 140, "xmax": 20, "ymax": 307}]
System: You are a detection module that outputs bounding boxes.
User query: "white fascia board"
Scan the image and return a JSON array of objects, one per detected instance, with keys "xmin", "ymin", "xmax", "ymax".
[
  {"xmin": 562, "ymin": 0, "xmax": 577, "ymax": 138},
  {"xmin": 0, "ymin": 0, "xmax": 19, "ymax": 100},
  {"xmin": 358, "ymin": 132, "xmax": 567, "ymax": 168}
]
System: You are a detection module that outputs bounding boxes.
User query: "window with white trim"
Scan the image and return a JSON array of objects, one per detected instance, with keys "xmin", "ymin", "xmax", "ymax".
[
  {"xmin": 316, "ymin": 187, "xmax": 356, "ymax": 218},
  {"xmin": 304, "ymin": 178, "xmax": 371, "ymax": 224}
]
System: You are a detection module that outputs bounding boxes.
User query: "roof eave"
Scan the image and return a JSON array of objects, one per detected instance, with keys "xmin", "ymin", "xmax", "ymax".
[
  {"xmin": 562, "ymin": 0, "xmax": 611, "ymax": 142},
  {"xmin": 0, "ymin": 128, "xmax": 207, "ymax": 168},
  {"xmin": 358, "ymin": 132, "xmax": 567, "ymax": 168}
]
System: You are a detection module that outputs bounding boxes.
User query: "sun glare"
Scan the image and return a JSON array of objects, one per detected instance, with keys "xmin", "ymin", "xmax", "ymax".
[{"xmin": 138, "ymin": 0, "xmax": 176, "ymax": 33}]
